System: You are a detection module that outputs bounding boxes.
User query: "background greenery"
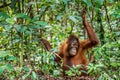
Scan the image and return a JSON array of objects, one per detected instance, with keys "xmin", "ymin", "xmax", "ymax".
[{"xmin": 0, "ymin": 0, "xmax": 120, "ymax": 80}]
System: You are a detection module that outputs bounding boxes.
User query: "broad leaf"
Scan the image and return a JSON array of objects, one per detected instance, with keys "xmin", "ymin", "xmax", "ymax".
[
  {"xmin": 83, "ymin": 0, "xmax": 92, "ymax": 7},
  {"xmin": 97, "ymin": 0, "xmax": 104, "ymax": 5},
  {"xmin": 22, "ymin": 71, "xmax": 31, "ymax": 80},
  {"xmin": 34, "ymin": 21, "xmax": 47, "ymax": 26},
  {"xmin": 7, "ymin": 56, "xmax": 17, "ymax": 61},
  {"xmin": 7, "ymin": 64, "xmax": 14, "ymax": 71},
  {"xmin": 14, "ymin": 25, "xmax": 27, "ymax": 33},
  {"xmin": 0, "ymin": 12, "xmax": 10, "ymax": 18},
  {"xmin": 4, "ymin": 25, "xmax": 12, "ymax": 31},
  {"xmin": 0, "ymin": 66, "xmax": 6, "ymax": 75},
  {"xmin": 63, "ymin": 0, "xmax": 67, "ymax": 4},
  {"xmin": 16, "ymin": 13, "xmax": 31, "ymax": 20},
  {"xmin": 20, "ymin": 26, "xmax": 27, "ymax": 33},
  {"xmin": 0, "ymin": 51, "xmax": 10, "ymax": 58},
  {"xmin": 6, "ymin": 18, "xmax": 15, "ymax": 25},
  {"xmin": 32, "ymin": 71, "xmax": 37, "ymax": 79},
  {"xmin": 23, "ymin": 67, "xmax": 30, "ymax": 72},
  {"xmin": 69, "ymin": 16, "xmax": 77, "ymax": 23},
  {"xmin": 14, "ymin": 24, "xmax": 21, "ymax": 32},
  {"xmin": 56, "ymin": 14, "xmax": 63, "ymax": 20}
]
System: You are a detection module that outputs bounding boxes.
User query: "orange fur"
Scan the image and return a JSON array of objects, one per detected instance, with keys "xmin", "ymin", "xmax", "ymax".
[
  {"xmin": 55, "ymin": 38, "xmax": 90, "ymax": 69},
  {"xmin": 54, "ymin": 35, "xmax": 99, "ymax": 76},
  {"xmin": 54, "ymin": 8, "xmax": 99, "ymax": 76}
]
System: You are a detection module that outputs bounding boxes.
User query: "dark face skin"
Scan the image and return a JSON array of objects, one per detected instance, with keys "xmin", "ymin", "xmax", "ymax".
[{"xmin": 67, "ymin": 39, "xmax": 79, "ymax": 57}]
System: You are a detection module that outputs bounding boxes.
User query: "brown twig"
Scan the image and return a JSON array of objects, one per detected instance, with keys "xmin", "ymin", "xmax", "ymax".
[
  {"xmin": 41, "ymin": 38, "xmax": 52, "ymax": 52},
  {"xmin": 41, "ymin": 38, "xmax": 62, "ymax": 60}
]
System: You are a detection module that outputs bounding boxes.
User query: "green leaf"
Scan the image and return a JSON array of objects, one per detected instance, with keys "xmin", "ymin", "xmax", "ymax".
[
  {"xmin": 16, "ymin": 13, "xmax": 31, "ymax": 20},
  {"xmin": 81, "ymin": 70, "xmax": 87, "ymax": 74},
  {"xmin": 83, "ymin": 0, "xmax": 92, "ymax": 7},
  {"xmin": 0, "ymin": 51, "xmax": 10, "ymax": 58},
  {"xmin": 110, "ymin": 62, "xmax": 117, "ymax": 67},
  {"xmin": 65, "ymin": 70, "xmax": 75, "ymax": 76},
  {"xmin": 20, "ymin": 26, "xmax": 27, "ymax": 33},
  {"xmin": 34, "ymin": 21, "xmax": 47, "ymax": 26},
  {"xmin": 0, "ymin": 12, "xmax": 10, "ymax": 18},
  {"xmin": 94, "ymin": 0, "xmax": 104, "ymax": 7},
  {"xmin": 65, "ymin": 5, "xmax": 69, "ymax": 12},
  {"xmin": 14, "ymin": 25, "xmax": 27, "ymax": 33},
  {"xmin": 4, "ymin": 25, "xmax": 12, "ymax": 31},
  {"xmin": 6, "ymin": 18, "xmax": 15, "ymax": 25},
  {"xmin": 32, "ymin": 15, "xmax": 39, "ymax": 21},
  {"xmin": 108, "ymin": 0, "xmax": 114, "ymax": 3},
  {"xmin": 98, "ymin": 75, "xmax": 103, "ymax": 80},
  {"xmin": 41, "ymin": 6, "xmax": 47, "ymax": 12},
  {"xmin": 53, "ymin": 70, "xmax": 60, "ymax": 76},
  {"xmin": 25, "ymin": 30, "xmax": 33, "ymax": 36},
  {"xmin": 32, "ymin": 71, "xmax": 37, "ymax": 79},
  {"xmin": 7, "ymin": 64, "xmax": 14, "ymax": 71},
  {"xmin": 97, "ymin": 0, "xmax": 104, "ymax": 5},
  {"xmin": 10, "ymin": 0, "xmax": 17, "ymax": 9},
  {"xmin": 30, "ymin": 25, "xmax": 41, "ymax": 29},
  {"xmin": 69, "ymin": 16, "xmax": 77, "ymax": 23},
  {"xmin": 23, "ymin": 67, "xmax": 30, "ymax": 72},
  {"xmin": 14, "ymin": 24, "xmax": 21, "ymax": 31},
  {"xmin": 63, "ymin": 0, "xmax": 67, "ymax": 4},
  {"xmin": 56, "ymin": 14, "xmax": 63, "ymax": 20},
  {"xmin": 0, "ymin": 66, "xmax": 6, "ymax": 75},
  {"xmin": 22, "ymin": 71, "xmax": 31, "ymax": 80},
  {"xmin": 7, "ymin": 55, "xmax": 17, "ymax": 61},
  {"xmin": 117, "ymin": 63, "xmax": 120, "ymax": 66}
]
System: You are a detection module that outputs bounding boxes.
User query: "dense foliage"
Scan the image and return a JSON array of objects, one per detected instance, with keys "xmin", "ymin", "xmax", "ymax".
[{"xmin": 0, "ymin": 0, "xmax": 120, "ymax": 80}]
